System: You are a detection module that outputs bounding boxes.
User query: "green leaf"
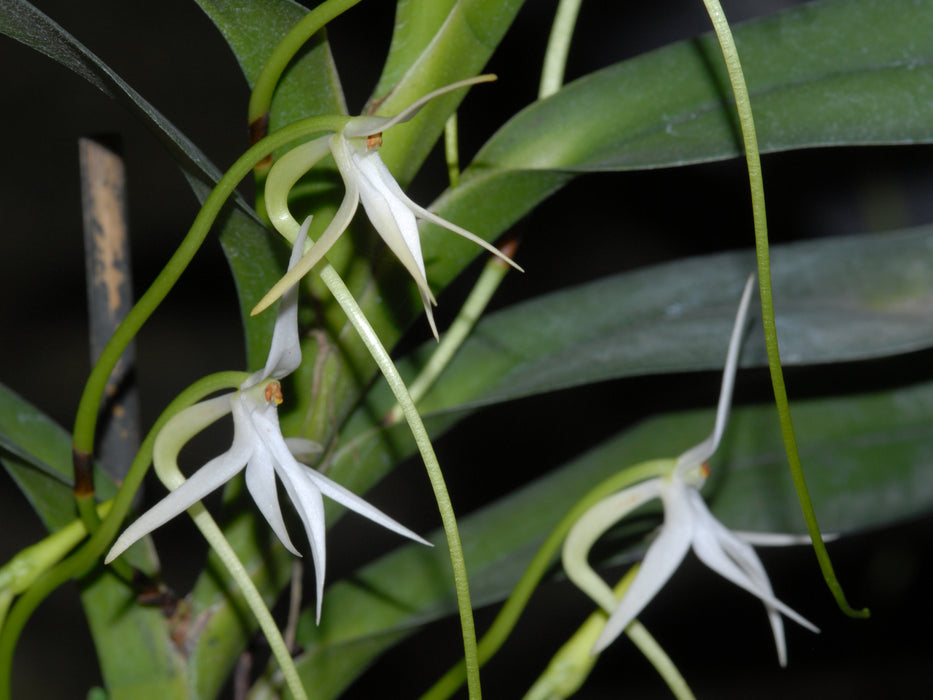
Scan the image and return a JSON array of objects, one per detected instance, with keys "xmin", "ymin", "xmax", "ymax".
[
  {"xmin": 374, "ymin": 0, "xmax": 458, "ymax": 96},
  {"xmin": 282, "ymin": 377, "xmax": 933, "ymax": 696},
  {"xmin": 407, "ymin": 225, "xmax": 933, "ymax": 414},
  {"xmin": 416, "ymin": 0, "xmax": 933, "ymax": 293},
  {"xmin": 80, "ymin": 574, "xmax": 190, "ymax": 700},
  {"xmin": 0, "ymin": 383, "xmax": 95, "ymax": 531},
  {"xmin": 0, "ymin": 382, "xmax": 187, "ymax": 697},
  {"xmin": 475, "ymin": 0, "xmax": 933, "ymax": 173},
  {"xmin": 372, "ymin": 0, "xmax": 527, "ymax": 184},
  {"xmin": 0, "ymin": 387, "xmax": 73, "ymax": 487},
  {"xmin": 191, "ymin": 0, "xmax": 346, "ymax": 127}
]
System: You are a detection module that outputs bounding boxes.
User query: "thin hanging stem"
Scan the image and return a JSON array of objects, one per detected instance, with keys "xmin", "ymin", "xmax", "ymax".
[
  {"xmin": 317, "ymin": 263, "xmax": 483, "ymax": 699},
  {"xmin": 539, "ymin": 0, "xmax": 583, "ymax": 99},
  {"xmin": 383, "ymin": 240, "xmax": 518, "ymax": 425},
  {"xmin": 699, "ymin": 0, "xmax": 867, "ymax": 618}
]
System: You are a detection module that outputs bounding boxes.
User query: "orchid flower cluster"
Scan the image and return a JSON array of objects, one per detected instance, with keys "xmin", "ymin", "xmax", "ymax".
[
  {"xmin": 106, "ymin": 79, "xmax": 532, "ymax": 621},
  {"xmin": 106, "ymin": 218, "xmax": 429, "ymax": 621},
  {"xmin": 562, "ymin": 276, "xmax": 818, "ymax": 667}
]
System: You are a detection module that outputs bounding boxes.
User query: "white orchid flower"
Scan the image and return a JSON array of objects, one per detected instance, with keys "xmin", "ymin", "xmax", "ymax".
[
  {"xmin": 252, "ymin": 75, "xmax": 523, "ymax": 339},
  {"xmin": 106, "ymin": 218, "xmax": 429, "ymax": 621},
  {"xmin": 562, "ymin": 275, "xmax": 818, "ymax": 666}
]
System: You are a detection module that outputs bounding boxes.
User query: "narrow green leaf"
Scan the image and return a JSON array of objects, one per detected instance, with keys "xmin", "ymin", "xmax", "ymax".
[
  {"xmin": 474, "ymin": 0, "xmax": 933, "ymax": 173},
  {"xmin": 0, "ymin": 383, "xmax": 105, "ymax": 531},
  {"xmin": 0, "ymin": 386, "xmax": 73, "ymax": 491},
  {"xmin": 374, "ymin": 0, "xmax": 458, "ymax": 97},
  {"xmin": 409, "ymin": 225, "xmax": 933, "ymax": 414}
]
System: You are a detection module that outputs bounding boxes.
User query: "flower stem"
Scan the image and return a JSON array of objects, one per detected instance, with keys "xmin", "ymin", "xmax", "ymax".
[
  {"xmin": 626, "ymin": 619, "xmax": 694, "ymax": 700},
  {"xmin": 384, "ymin": 241, "xmax": 518, "ymax": 425},
  {"xmin": 419, "ymin": 459, "xmax": 675, "ymax": 700},
  {"xmin": 318, "ymin": 263, "xmax": 483, "ymax": 699},
  {"xmin": 444, "ymin": 113, "xmax": 460, "ymax": 188},
  {"xmin": 247, "ymin": 0, "xmax": 360, "ymax": 128},
  {"xmin": 699, "ymin": 0, "xmax": 867, "ymax": 618},
  {"xmin": 539, "ymin": 0, "xmax": 583, "ymax": 99},
  {"xmin": 71, "ymin": 114, "xmax": 348, "ymax": 535},
  {"xmin": 0, "ymin": 372, "xmax": 245, "ymax": 700}
]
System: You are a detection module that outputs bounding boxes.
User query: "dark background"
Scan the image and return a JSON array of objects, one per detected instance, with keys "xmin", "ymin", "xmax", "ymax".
[{"xmin": 1, "ymin": 0, "xmax": 932, "ymax": 697}]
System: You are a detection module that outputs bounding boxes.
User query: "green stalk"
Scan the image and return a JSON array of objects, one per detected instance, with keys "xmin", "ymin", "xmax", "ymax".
[
  {"xmin": 318, "ymin": 263, "xmax": 483, "ymax": 700},
  {"xmin": 71, "ymin": 114, "xmax": 349, "ymax": 534},
  {"xmin": 699, "ymin": 0, "xmax": 867, "ymax": 618},
  {"xmin": 0, "ymin": 372, "xmax": 245, "ymax": 700},
  {"xmin": 384, "ymin": 247, "xmax": 516, "ymax": 425},
  {"xmin": 443, "ymin": 113, "xmax": 460, "ymax": 188},
  {"xmin": 247, "ymin": 0, "xmax": 361, "ymax": 128},
  {"xmin": 387, "ymin": 0, "xmax": 577, "ymax": 427},
  {"xmin": 538, "ymin": 0, "xmax": 583, "ymax": 98},
  {"xmin": 419, "ymin": 459, "xmax": 675, "ymax": 700}
]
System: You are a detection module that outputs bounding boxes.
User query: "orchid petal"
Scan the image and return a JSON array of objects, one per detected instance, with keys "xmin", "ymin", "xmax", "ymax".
[
  {"xmin": 245, "ymin": 442, "xmax": 301, "ymax": 557},
  {"xmin": 592, "ymin": 479, "xmax": 695, "ymax": 653},
  {"xmin": 695, "ymin": 496, "xmax": 819, "ymax": 633},
  {"xmin": 392, "ymin": 182, "xmax": 523, "ymax": 274},
  {"xmin": 247, "ymin": 404, "xmax": 330, "ymax": 619},
  {"xmin": 692, "ymin": 513, "xmax": 790, "ymax": 666},
  {"xmin": 563, "ymin": 479, "xmax": 665, "ymax": 613},
  {"xmin": 351, "ymin": 148, "xmax": 433, "ymax": 297},
  {"xmin": 249, "ymin": 395, "xmax": 427, "ymax": 621},
  {"xmin": 264, "ymin": 135, "xmax": 332, "ymax": 243},
  {"xmin": 105, "ymin": 397, "xmax": 252, "ymax": 563},
  {"xmin": 301, "ymin": 466, "xmax": 431, "ymax": 547},
  {"xmin": 677, "ymin": 274, "xmax": 756, "ymax": 470},
  {"xmin": 247, "ymin": 217, "xmax": 311, "ymax": 384},
  {"xmin": 274, "ymin": 457, "xmax": 328, "ymax": 623},
  {"xmin": 688, "ymin": 492, "xmax": 818, "ymax": 665},
  {"xmin": 342, "ymin": 75, "xmax": 498, "ymax": 139}
]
